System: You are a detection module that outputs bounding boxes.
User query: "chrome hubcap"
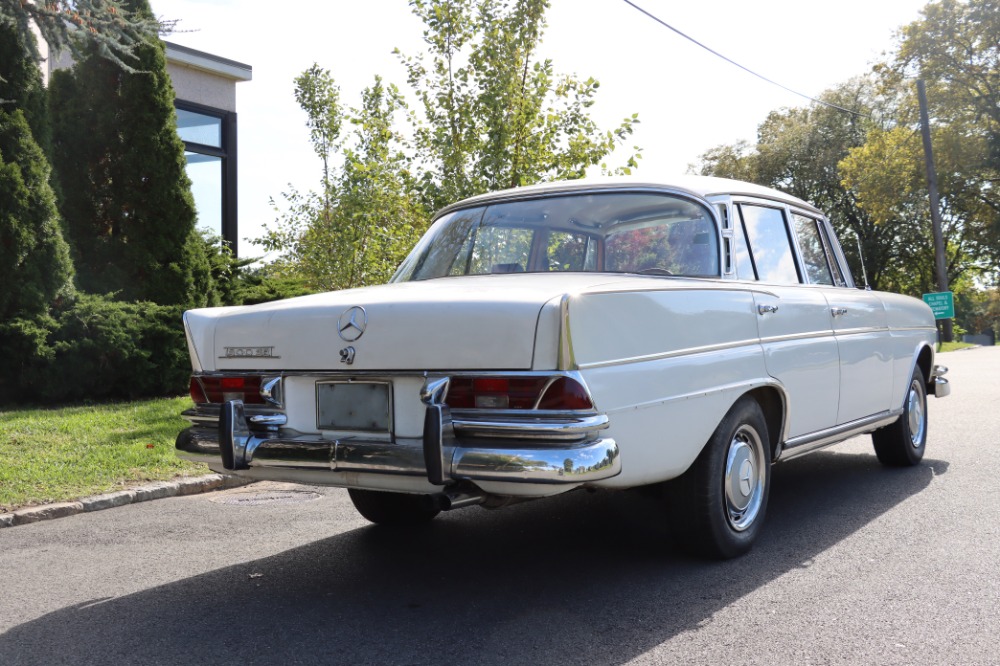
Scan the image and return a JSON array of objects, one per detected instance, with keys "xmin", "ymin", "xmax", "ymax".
[
  {"xmin": 725, "ymin": 425, "xmax": 766, "ymax": 532},
  {"xmin": 907, "ymin": 379, "xmax": 926, "ymax": 448}
]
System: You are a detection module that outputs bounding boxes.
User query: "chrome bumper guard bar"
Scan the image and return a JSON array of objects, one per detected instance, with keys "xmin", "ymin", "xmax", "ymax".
[
  {"xmin": 931, "ymin": 364, "xmax": 950, "ymax": 398},
  {"xmin": 176, "ymin": 400, "xmax": 620, "ymax": 486}
]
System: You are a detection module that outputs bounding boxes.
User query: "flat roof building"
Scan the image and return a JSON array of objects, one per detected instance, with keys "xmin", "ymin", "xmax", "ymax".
[{"xmin": 38, "ymin": 38, "xmax": 252, "ymax": 252}]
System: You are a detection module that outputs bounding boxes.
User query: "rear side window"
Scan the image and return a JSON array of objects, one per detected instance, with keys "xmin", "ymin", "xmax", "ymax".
[
  {"xmin": 738, "ymin": 204, "xmax": 800, "ymax": 284},
  {"xmin": 816, "ymin": 221, "xmax": 847, "ymax": 287},
  {"xmin": 792, "ymin": 213, "xmax": 834, "ymax": 285}
]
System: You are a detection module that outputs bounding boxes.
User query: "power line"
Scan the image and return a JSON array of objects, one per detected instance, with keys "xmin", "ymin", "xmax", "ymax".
[{"xmin": 620, "ymin": 0, "xmax": 868, "ymax": 118}]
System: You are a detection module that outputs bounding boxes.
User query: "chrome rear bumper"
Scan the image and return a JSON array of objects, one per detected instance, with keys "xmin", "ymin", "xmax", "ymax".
[
  {"xmin": 931, "ymin": 364, "xmax": 950, "ymax": 398},
  {"xmin": 176, "ymin": 400, "xmax": 620, "ymax": 486}
]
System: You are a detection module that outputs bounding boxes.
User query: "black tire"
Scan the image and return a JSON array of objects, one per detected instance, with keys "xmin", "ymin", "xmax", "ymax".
[
  {"xmin": 872, "ymin": 366, "xmax": 927, "ymax": 467},
  {"xmin": 348, "ymin": 488, "xmax": 440, "ymax": 525},
  {"xmin": 666, "ymin": 396, "xmax": 771, "ymax": 559}
]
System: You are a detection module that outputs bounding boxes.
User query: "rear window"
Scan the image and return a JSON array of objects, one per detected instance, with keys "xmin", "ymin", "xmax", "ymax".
[{"xmin": 393, "ymin": 192, "xmax": 720, "ymax": 282}]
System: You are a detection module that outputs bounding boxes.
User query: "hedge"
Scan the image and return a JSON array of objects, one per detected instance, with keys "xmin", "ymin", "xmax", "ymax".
[{"xmin": 1, "ymin": 294, "xmax": 189, "ymax": 405}]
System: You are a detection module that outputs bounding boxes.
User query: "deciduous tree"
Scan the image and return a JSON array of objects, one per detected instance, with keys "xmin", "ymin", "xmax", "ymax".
[
  {"xmin": 261, "ymin": 0, "xmax": 641, "ymax": 288},
  {"xmin": 398, "ymin": 0, "xmax": 640, "ymax": 209},
  {"xmin": 256, "ymin": 68, "xmax": 425, "ymax": 291}
]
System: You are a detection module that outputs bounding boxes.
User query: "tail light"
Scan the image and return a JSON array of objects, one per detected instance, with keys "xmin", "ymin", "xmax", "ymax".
[
  {"xmin": 189, "ymin": 375, "xmax": 265, "ymax": 405},
  {"xmin": 446, "ymin": 375, "xmax": 594, "ymax": 411}
]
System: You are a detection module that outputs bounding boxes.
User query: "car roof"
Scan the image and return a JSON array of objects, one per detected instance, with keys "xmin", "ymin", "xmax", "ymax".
[{"xmin": 435, "ymin": 174, "xmax": 823, "ymax": 218}]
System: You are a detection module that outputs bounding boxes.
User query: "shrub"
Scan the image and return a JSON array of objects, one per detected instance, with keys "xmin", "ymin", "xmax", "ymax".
[{"xmin": 0, "ymin": 295, "xmax": 189, "ymax": 405}]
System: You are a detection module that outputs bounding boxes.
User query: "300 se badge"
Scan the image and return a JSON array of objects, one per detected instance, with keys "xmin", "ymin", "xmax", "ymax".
[
  {"xmin": 221, "ymin": 346, "xmax": 279, "ymax": 359},
  {"xmin": 177, "ymin": 175, "xmax": 949, "ymax": 559}
]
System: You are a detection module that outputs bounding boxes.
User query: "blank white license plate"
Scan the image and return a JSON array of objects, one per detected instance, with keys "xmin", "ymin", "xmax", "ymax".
[{"xmin": 316, "ymin": 381, "xmax": 391, "ymax": 432}]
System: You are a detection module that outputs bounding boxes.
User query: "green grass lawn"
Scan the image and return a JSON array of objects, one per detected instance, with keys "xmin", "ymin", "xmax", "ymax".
[
  {"xmin": 938, "ymin": 341, "xmax": 977, "ymax": 352},
  {"xmin": 0, "ymin": 396, "xmax": 208, "ymax": 511}
]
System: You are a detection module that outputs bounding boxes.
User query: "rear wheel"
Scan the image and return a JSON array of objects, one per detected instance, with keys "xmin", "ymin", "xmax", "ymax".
[
  {"xmin": 872, "ymin": 366, "xmax": 927, "ymax": 467},
  {"xmin": 348, "ymin": 488, "xmax": 440, "ymax": 525},
  {"xmin": 666, "ymin": 397, "xmax": 771, "ymax": 559}
]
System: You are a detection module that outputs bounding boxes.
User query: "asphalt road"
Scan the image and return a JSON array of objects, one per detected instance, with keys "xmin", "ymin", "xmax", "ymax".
[{"xmin": 1, "ymin": 347, "xmax": 997, "ymax": 665}]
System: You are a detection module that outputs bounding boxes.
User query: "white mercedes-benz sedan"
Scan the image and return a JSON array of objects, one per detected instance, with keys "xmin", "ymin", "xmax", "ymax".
[{"xmin": 176, "ymin": 175, "xmax": 949, "ymax": 558}]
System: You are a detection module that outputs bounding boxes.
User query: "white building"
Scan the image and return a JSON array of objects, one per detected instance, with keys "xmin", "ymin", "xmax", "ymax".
[{"xmin": 38, "ymin": 39, "xmax": 252, "ymax": 251}]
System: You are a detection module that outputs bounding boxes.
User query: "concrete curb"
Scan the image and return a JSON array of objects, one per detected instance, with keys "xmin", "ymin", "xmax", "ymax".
[{"xmin": 0, "ymin": 474, "xmax": 254, "ymax": 529}]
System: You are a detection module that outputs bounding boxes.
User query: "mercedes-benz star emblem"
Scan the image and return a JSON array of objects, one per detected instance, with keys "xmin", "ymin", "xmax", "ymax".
[{"xmin": 338, "ymin": 306, "xmax": 368, "ymax": 342}]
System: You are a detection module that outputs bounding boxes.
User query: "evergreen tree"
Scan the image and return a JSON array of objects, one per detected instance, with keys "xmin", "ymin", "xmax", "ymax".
[
  {"xmin": 0, "ymin": 0, "xmax": 169, "ymax": 73},
  {"xmin": 48, "ymin": 0, "xmax": 213, "ymax": 307},
  {"xmin": 0, "ymin": 24, "xmax": 49, "ymax": 149},
  {"xmin": 0, "ymin": 24, "xmax": 73, "ymax": 321},
  {"xmin": 0, "ymin": 108, "xmax": 74, "ymax": 320}
]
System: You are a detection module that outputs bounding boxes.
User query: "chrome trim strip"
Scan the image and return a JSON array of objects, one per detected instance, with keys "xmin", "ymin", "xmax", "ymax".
[
  {"xmin": 249, "ymin": 414, "xmax": 288, "ymax": 426},
  {"xmin": 892, "ymin": 325, "xmax": 938, "ymax": 333},
  {"xmin": 603, "ymin": 377, "xmax": 787, "ymax": 429},
  {"xmin": 577, "ymin": 338, "xmax": 760, "ymax": 370},
  {"xmin": 531, "ymin": 376, "xmax": 562, "ymax": 410},
  {"xmin": 192, "ymin": 369, "xmax": 587, "ymax": 380},
  {"xmin": 558, "ymin": 294, "xmax": 577, "ymax": 371},
  {"xmin": 452, "ymin": 413, "xmax": 609, "ymax": 440},
  {"xmin": 829, "ymin": 326, "xmax": 890, "ymax": 337},
  {"xmin": 571, "ymin": 284, "xmax": 780, "ymax": 298},
  {"xmin": 759, "ymin": 330, "xmax": 837, "ymax": 345},
  {"xmin": 779, "ymin": 409, "xmax": 903, "ymax": 460},
  {"xmin": 182, "ymin": 311, "xmax": 204, "ymax": 373}
]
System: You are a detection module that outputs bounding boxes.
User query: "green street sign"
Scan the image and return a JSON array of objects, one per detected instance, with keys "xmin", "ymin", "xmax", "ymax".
[{"xmin": 922, "ymin": 291, "xmax": 955, "ymax": 320}]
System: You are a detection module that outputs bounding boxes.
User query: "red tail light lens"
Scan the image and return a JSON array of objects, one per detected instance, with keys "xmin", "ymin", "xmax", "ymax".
[
  {"xmin": 446, "ymin": 376, "xmax": 594, "ymax": 411},
  {"xmin": 189, "ymin": 376, "xmax": 208, "ymax": 404},
  {"xmin": 537, "ymin": 377, "xmax": 594, "ymax": 410},
  {"xmin": 189, "ymin": 375, "xmax": 265, "ymax": 405}
]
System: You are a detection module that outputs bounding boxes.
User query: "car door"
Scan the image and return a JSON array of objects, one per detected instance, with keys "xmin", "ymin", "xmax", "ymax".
[
  {"xmin": 737, "ymin": 203, "xmax": 840, "ymax": 439},
  {"xmin": 789, "ymin": 212, "xmax": 893, "ymax": 423}
]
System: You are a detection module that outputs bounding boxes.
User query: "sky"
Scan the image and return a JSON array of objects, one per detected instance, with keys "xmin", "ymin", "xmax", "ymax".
[{"xmin": 154, "ymin": 0, "xmax": 932, "ymax": 258}]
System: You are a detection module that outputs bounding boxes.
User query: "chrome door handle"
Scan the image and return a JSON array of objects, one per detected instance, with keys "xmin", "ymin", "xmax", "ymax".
[
  {"xmin": 831, "ymin": 307, "xmax": 848, "ymax": 317},
  {"xmin": 757, "ymin": 304, "xmax": 779, "ymax": 315}
]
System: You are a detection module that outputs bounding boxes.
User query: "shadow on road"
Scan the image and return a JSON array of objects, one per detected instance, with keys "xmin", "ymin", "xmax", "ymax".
[{"xmin": 0, "ymin": 451, "xmax": 947, "ymax": 665}]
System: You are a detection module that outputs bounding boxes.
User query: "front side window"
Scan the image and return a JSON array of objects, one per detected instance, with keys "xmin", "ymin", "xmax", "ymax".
[
  {"xmin": 739, "ymin": 204, "xmax": 800, "ymax": 284},
  {"xmin": 392, "ymin": 192, "xmax": 720, "ymax": 282}
]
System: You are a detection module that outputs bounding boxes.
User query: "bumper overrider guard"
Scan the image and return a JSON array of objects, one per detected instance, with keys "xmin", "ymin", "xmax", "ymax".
[
  {"xmin": 176, "ymin": 378, "xmax": 621, "ymax": 486},
  {"xmin": 931, "ymin": 364, "xmax": 950, "ymax": 398}
]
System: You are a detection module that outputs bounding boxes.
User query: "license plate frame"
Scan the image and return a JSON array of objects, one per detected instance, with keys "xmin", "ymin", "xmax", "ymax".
[{"xmin": 315, "ymin": 380, "xmax": 392, "ymax": 433}]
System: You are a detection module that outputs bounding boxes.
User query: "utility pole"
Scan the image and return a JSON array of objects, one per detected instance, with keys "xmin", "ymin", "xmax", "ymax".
[{"xmin": 917, "ymin": 79, "xmax": 953, "ymax": 342}]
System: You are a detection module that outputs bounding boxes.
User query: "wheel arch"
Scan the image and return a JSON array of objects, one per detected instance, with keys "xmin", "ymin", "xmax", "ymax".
[
  {"xmin": 914, "ymin": 343, "xmax": 934, "ymax": 397},
  {"xmin": 742, "ymin": 385, "xmax": 786, "ymax": 463}
]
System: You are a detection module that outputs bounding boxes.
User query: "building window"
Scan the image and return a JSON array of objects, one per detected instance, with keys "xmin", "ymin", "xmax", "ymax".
[{"xmin": 176, "ymin": 101, "xmax": 238, "ymax": 251}]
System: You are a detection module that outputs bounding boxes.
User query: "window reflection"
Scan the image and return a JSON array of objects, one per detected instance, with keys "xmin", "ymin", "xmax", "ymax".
[
  {"xmin": 739, "ymin": 205, "xmax": 800, "ymax": 284},
  {"xmin": 185, "ymin": 152, "xmax": 223, "ymax": 238},
  {"xmin": 176, "ymin": 108, "xmax": 222, "ymax": 147},
  {"xmin": 393, "ymin": 193, "xmax": 719, "ymax": 282},
  {"xmin": 793, "ymin": 213, "xmax": 834, "ymax": 285}
]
